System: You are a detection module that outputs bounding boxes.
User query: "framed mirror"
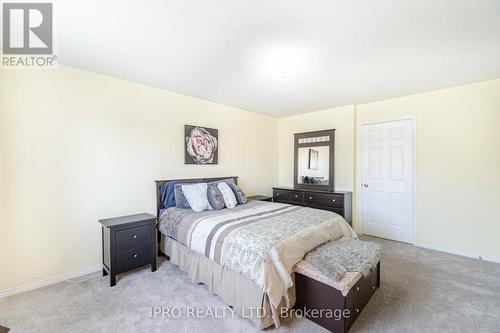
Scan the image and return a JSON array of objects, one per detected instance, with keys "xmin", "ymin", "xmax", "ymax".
[{"xmin": 293, "ymin": 129, "xmax": 335, "ymax": 191}]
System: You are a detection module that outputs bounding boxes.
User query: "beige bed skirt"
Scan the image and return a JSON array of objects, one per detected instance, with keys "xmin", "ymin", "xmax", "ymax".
[{"xmin": 161, "ymin": 235, "xmax": 295, "ymax": 329}]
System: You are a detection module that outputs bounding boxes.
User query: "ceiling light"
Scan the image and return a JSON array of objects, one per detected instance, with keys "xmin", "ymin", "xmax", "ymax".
[{"xmin": 258, "ymin": 45, "xmax": 310, "ymax": 81}]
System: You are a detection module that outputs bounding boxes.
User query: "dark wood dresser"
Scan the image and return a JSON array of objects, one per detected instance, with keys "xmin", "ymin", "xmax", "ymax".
[
  {"xmin": 99, "ymin": 213, "xmax": 157, "ymax": 286},
  {"xmin": 272, "ymin": 187, "xmax": 352, "ymax": 224}
]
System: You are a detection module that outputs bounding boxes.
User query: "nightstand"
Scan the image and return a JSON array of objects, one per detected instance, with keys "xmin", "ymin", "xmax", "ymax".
[
  {"xmin": 99, "ymin": 213, "xmax": 157, "ymax": 287},
  {"xmin": 248, "ymin": 195, "xmax": 273, "ymax": 202}
]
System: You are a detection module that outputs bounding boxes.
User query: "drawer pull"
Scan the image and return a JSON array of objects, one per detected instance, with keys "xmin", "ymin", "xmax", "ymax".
[
  {"xmin": 133, "ymin": 254, "xmax": 138, "ymax": 258},
  {"xmin": 355, "ymin": 308, "xmax": 360, "ymax": 313},
  {"xmin": 332, "ymin": 199, "xmax": 336, "ymax": 202},
  {"xmin": 371, "ymin": 285, "xmax": 376, "ymax": 290},
  {"xmin": 132, "ymin": 234, "xmax": 138, "ymax": 239},
  {"xmin": 355, "ymin": 286, "xmax": 360, "ymax": 291},
  {"xmin": 309, "ymin": 196, "xmax": 312, "ymax": 200},
  {"xmin": 276, "ymin": 193, "xmax": 280, "ymax": 196},
  {"xmin": 295, "ymin": 195, "xmax": 298, "ymax": 198}
]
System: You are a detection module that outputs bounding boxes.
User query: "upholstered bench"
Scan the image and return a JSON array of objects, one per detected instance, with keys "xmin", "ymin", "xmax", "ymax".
[{"xmin": 293, "ymin": 239, "xmax": 381, "ymax": 333}]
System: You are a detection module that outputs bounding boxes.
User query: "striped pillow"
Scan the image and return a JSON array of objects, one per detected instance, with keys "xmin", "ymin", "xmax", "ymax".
[{"xmin": 217, "ymin": 182, "xmax": 237, "ymax": 208}]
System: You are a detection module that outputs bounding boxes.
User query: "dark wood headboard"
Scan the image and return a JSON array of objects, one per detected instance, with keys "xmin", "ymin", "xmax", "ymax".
[{"xmin": 155, "ymin": 176, "xmax": 238, "ymax": 217}]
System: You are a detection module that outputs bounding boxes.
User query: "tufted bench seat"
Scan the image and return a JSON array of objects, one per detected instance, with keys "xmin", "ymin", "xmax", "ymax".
[{"xmin": 293, "ymin": 239, "xmax": 382, "ymax": 333}]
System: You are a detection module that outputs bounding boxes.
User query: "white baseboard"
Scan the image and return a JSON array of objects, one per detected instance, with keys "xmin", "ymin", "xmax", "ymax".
[
  {"xmin": 415, "ymin": 242, "xmax": 500, "ymax": 264},
  {"xmin": 361, "ymin": 232, "xmax": 500, "ymax": 264},
  {"xmin": 0, "ymin": 265, "xmax": 101, "ymax": 299}
]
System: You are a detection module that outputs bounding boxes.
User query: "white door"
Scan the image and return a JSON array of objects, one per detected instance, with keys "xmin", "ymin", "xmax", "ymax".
[{"xmin": 361, "ymin": 119, "xmax": 414, "ymax": 243}]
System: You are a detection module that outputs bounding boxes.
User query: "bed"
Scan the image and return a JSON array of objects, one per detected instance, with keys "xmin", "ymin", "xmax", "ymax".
[{"xmin": 155, "ymin": 177, "xmax": 380, "ymax": 331}]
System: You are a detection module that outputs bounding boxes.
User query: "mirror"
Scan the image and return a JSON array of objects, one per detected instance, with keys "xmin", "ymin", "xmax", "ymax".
[
  {"xmin": 297, "ymin": 146, "xmax": 329, "ymax": 185},
  {"xmin": 294, "ymin": 129, "xmax": 335, "ymax": 191}
]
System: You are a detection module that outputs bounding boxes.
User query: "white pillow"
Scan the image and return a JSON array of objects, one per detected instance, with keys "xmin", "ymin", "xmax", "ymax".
[
  {"xmin": 181, "ymin": 183, "xmax": 210, "ymax": 212},
  {"xmin": 218, "ymin": 182, "xmax": 237, "ymax": 208}
]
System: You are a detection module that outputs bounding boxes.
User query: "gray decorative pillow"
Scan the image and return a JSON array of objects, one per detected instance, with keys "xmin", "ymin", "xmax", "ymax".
[
  {"xmin": 228, "ymin": 183, "xmax": 247, "ymax": 205},
  {"xmin": 174, "ymin": 184, "xmax": 191, "ymax": 209},
  {"xmin": 207, "ymin": 184, "xmax": 225, "ymax": 210}
]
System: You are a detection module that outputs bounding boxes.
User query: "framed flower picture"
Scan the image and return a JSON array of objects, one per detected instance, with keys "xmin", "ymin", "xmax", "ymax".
[{"xmin": 184, "ymin": 125, "xmax": 218, "ymax": 164}]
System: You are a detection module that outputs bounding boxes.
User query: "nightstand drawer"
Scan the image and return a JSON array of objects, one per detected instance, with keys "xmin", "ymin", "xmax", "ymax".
[
  {"xmin": 116, "ymin": 225, "xmax": 152, "ymax": 250},
  {"xmin": 116, "ymin": 245, "xmax": 152, "ymax": 273}
]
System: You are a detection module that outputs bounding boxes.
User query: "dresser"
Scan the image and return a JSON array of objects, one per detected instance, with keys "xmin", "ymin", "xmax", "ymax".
[
  {"xmin": 272, "ymin": 187, "xmax": 352, "ymax": 224},
  {"xmin": 99, "ymin": 213, "xmax": 157, "ymax": 286}
]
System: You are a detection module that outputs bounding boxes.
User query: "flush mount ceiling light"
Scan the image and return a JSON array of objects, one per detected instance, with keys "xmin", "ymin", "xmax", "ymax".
[{"xmin": 258, "ymin": 44, "xmax": 311, "ymax": 81}]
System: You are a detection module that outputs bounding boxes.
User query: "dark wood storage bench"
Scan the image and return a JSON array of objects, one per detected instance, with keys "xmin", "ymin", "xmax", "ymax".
[{"xmin": 294, "ymin": 262, "xmax": 380, "ymax": 333}]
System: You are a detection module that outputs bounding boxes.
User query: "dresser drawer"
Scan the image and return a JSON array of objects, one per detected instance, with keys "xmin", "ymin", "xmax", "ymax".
[
  {"xmin": 115, "ymin": 225, "xmax": 153, "ymax": 251},
  {"xmin": 316, "ymin": 206, "xmax": 345, "ymax": 217},
  {"xmin": 273, "ymin": 189, "xmax": 303, "ymax": 203},
  {"xmin": 116, "ymin": 245, "xmax": 152, "ymax": 273},
  {"xmin": 302, "ymin": 204, "xmax": 344, "ymax": 217},
  {"xmin": 304, "ymin": 192, "xmax": 344, "ymax": 208}
]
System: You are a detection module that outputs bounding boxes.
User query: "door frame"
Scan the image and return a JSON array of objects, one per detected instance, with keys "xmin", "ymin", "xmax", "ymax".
[{"xmin": 357, "ymin": 116, "xmax": 417, "ymax": 244}]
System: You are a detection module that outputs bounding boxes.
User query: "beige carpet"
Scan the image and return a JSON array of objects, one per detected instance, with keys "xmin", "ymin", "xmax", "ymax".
[{"xmin": 1, "ymin": 236, "xmax": 500, "ymax": 332}]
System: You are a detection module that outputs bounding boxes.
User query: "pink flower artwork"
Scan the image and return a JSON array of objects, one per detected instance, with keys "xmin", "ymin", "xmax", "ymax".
[{"xmin": 185, "ymin": 126, "xmax": 218, "ymax": 164}]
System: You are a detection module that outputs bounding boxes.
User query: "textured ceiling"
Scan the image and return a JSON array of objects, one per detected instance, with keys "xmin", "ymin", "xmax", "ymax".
[{"xmin": 58, "ymin": 0, "xmax": 500, "ymax": 117}]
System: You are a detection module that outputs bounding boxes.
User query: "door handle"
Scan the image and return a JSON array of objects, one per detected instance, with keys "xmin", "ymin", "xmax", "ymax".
[
  {"xmin": 362, "ymin": 183, "xmax": 368, "ymax": 188},
  {"xmin": 364, "ymin": 184, "xmax": 368, "ymax": 188}
]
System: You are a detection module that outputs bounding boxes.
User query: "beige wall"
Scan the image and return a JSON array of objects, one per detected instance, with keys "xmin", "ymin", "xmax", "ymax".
[
  {"xmin": 355, "ymin": 79, "xmax": 500, "ymax": 260},
  {"xmin": 0, "ymin": 66, "xmax": 278, "ymax": 292},
  {"xmin": 278, "ymin": 106, "xmax": 356, "ymax": 191}
]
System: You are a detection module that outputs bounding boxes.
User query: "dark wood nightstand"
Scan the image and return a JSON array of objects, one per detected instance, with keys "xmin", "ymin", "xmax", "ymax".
[
  {"xmin": 248, "ymin": 195, "xmax": 273, "ymax": 202},
  {"xmin": 99, "ymin": 213, "xmax": 157, "ymax": 287}
]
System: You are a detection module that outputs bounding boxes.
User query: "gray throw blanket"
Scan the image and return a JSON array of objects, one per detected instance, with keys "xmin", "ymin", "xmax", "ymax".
[{"xmin": 303, "ymin": 239, "xmax": 382, "ymax": 281}]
